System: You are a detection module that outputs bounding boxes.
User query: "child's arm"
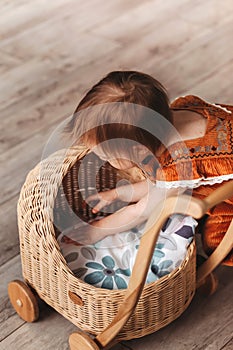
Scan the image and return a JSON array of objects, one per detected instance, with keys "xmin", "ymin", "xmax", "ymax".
[
  {"xmin": 72, "ymin": 185, "xmax": 186, "ymax": 245},
  {"xmin": 86, "ymin": 179, "xmax": 151, "ymax": 214}
]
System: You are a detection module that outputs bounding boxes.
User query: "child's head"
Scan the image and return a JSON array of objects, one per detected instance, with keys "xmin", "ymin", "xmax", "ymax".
[{"xmin": 65, "ymin": 71, "xmax": 172, "ymax": 170}]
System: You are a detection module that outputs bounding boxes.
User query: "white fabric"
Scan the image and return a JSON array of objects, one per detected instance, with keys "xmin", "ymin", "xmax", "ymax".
[
  {"xmin": 58, "ymin": 214, "xmax": 197, "ymax": 289},
  {"xmin": 156, "ymin": 174, "xmax": 233, "ymax": 189}
]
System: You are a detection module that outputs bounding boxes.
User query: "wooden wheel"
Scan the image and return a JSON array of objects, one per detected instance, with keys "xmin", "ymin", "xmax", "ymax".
[
  {"xmin": 69, "ymin": 332, "xmax": 100, "ymax": 350},
  {"xmin": 8, "ymin": 280, "xmax": 39, "ymax": 322}
]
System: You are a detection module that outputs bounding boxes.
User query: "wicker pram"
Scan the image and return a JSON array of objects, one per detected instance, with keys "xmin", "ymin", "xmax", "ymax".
[{"xmin": 8, "ymin": 147, "xmax": 233, "ymax": 350}]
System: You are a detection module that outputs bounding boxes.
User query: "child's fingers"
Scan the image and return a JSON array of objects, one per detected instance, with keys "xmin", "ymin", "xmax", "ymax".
[
  {"xmin": 86, "ymin": 189, "xmax": 116, "ymax": 213},
  {"xmin": 92, "ymin": 199, "xmax": 106, "ymax": 213},
  {"xmin": 86, "ymin": 193, "xmax": 100, "ymax": 203},
  {"xmin": 85, "ymin": 194, "xmax": 102, "ymax": 212},
  {"xmin": 85, "ymin": 194, "xmax": 103, "ymax": 213}
]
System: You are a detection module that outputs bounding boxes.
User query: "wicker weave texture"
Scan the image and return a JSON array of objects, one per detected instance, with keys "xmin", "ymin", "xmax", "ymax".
[{"xmin": 17, "ymin": 147, "xmax": 196, "ymax": 341}]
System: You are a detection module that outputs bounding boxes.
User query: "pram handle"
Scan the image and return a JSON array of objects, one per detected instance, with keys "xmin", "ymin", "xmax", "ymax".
[
  {"xmin": 70, "ymin": 180, "xmax": 233, "ymax": 349},
  {"xmin": 94, "ymin": 180, "xmax": 233, "ymax": 348}
]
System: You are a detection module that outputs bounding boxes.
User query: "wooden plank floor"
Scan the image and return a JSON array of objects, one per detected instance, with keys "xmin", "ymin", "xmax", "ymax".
[{"xmin": 1, "ymin": 1, "xmax": 233, "ymax": 349}]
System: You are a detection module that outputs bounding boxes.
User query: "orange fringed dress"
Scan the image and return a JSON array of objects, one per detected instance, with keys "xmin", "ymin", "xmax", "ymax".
[{"xmin": 156, "ymin": 95, "xmax": 233, "ymax": 266}]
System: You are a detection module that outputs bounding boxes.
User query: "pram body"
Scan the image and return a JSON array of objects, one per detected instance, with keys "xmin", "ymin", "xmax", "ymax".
[{"xmin": 8, "ymin": 147, "xmax": 233, "ymax": 350}]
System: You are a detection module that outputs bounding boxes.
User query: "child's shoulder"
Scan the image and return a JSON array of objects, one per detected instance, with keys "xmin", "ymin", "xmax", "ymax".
[
  {"xmin": 170, "ymin": 95, "xmax": 220, "ymax": 111},
  {"xmin": 171, "ymin": 95, "xmax": 233, "ymax": 118},
  {"xmin": 171, "ymin": 95, "xmax": 205, "ymax": 109}
]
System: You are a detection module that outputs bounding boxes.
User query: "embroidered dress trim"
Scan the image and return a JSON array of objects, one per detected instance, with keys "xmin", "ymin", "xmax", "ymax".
[
  {"xmin": 211, "ymin": 103, "xmax": 232, "ymax": 114},
  {"xmin": 156, "ymin": 173, "xmax": 233, "ymax": 189}
]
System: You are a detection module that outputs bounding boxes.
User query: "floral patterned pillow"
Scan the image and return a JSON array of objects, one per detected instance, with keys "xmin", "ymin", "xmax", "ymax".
[{"xmin": 57, "ymin": 214, "xmax": 197, "ymax": 290}]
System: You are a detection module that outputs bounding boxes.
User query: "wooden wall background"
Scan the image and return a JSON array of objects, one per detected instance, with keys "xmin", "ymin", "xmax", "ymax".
[{"xmin": 0, "ymin": 1, "xmax": 233, "ymax": 349}]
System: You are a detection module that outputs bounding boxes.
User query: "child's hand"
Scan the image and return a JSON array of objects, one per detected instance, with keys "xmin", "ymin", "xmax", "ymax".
[
  {"xmin": 86, "ymin": 189, "xmax": 117, "ymax": 214},
  {"xmin": 85, "ymin": 180, "xmax": 149, "ymax": 214}
]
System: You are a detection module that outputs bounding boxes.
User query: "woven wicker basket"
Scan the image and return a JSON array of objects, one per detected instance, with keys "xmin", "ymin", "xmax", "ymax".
[{"xmin": 16, "ymin": 147, "xmax": 196, "ymax": 342}]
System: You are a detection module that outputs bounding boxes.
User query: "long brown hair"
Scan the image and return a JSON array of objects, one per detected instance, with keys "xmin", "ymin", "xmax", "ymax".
[{"xmin": 64, "ymin": 71, "xmax": 172, "ymax": 156}]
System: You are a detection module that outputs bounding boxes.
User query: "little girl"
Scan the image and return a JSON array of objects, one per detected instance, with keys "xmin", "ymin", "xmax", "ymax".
[{"xmin": 60, "ymin": 71, "xmax": 233, "ymax": 289}]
